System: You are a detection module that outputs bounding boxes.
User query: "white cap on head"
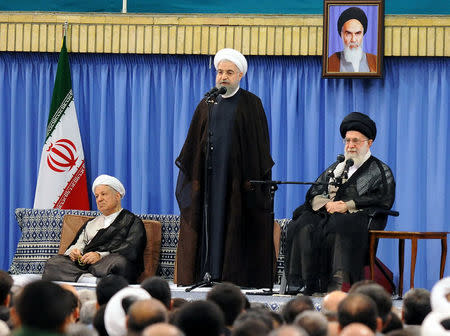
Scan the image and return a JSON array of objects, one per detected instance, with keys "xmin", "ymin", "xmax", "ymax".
[
  {"xmin": 104, "ymin": 287, "xmax": 151, "ymax": 336},
  {"xmin": 92, "ymin": 174, "xmax": 125, "ymax": 198},
  {"xmin": 421, "ymin": 311, "xmax": 450, "ymax": 336},
  {"xmin": 214, "ymin": 48, "xmax": 248, "ymax": 76},
  {"xmin": 431, "ymin": 277, "xmax": 450, "ymax": 313}
]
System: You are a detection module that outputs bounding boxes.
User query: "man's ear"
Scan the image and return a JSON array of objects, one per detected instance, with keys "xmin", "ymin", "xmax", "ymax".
[
  {"xmin": 9, "ymin": 306, "xmax": 21, "ymax": 329},
  {"xmin": 3, "ymin": 293, "xmax": 11, "ymax": 307},
  {"xmin": 376, "ymin": 317, "xmax": 383, "ymax": 332}
]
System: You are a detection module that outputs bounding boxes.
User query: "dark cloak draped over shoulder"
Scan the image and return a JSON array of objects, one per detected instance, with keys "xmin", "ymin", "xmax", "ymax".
[
  {"xmin": 69, "ymin": 209, "xmax": 146, "ymax": 275},
  {"xmin": 284, "ymin": 155, "xmax": 395, "ymax": 289},
  {"xmin": 175, "ymin": 88, "xmax": 275, "ymax": 288}
]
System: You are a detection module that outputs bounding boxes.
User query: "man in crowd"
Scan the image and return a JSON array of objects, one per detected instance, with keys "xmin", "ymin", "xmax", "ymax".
[
  {"xmin": 13, "ymin": 280, "xmax": 74, "ymax": 335},
  {"xmin": 43, "ymin": 174, "xmax": 146, "ymax": 283},
  {"xmin": 338, "ymin": 293, "xmax": 382, "ymax": 333},
  {"xmin": 328, "ymin": 7, "xmax": 377, "ymax": 72},
  {"xmin": 284, "ymin": 112, "xmax": 395, "ymax": 295},
  {"xmin": 0, "ymin": 271, "xmax": 13, "ymax": 324},
  {"xmin": 175, "ymin": 48, "xmax": 274, "ymax": 288}
]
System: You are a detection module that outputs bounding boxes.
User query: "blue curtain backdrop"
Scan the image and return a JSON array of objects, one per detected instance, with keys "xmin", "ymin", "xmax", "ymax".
[{"xmin": 0, "ymin": 53, "xmax": 448, "ymax": 291}]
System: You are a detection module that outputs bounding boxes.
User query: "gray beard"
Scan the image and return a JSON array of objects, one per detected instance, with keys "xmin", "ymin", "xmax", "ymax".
[{"xmin": 343, "ymin": 43, "xmax": 363, "ymax": 71}]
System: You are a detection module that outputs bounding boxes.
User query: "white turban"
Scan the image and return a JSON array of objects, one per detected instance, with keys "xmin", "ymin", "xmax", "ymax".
[
  {"xmin": 431, "ymin": 277, "xmax": 450, "ymax": 313},
  {"xmin": 421, "ymin": 312, "xmax": 450, "ymax": 336},
  {"xmin": 104, "ymin": 287, "xmax": 151, "ymax": 336},
  {"xmin": 214, "ymin": 48, "xmax": 248, "ymax": 76},
  {"xmin": 92, "ymin": 174, "xmax": 125, "ymax": 198}
]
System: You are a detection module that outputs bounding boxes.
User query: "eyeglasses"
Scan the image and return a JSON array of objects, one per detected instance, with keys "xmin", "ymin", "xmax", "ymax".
[
  {"xmin": 343, "ymin": 138, "xmax": 369, "ymax": 145},
  {"xmin": 216, "ymin": 70, "xmax": 236, "ymax": 77}
]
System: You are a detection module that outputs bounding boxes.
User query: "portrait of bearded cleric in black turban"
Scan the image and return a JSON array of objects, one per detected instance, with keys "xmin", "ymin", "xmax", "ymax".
[{"xmin": 322, "ymin": 0, "xmax": 384, "ymax": 78}]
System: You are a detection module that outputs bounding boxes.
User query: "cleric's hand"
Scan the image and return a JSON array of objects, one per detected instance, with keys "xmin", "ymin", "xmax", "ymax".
[
  {"xmin": 325, "ymin": 200, "xmax": 348, "ymax": 214},
  {"xmin": 69, "ymin": 248, "xmax": 82, "ymax": 262},
  {"xmin": 80, "ymin": 252, "xmax": 101, "ymax": 264}
]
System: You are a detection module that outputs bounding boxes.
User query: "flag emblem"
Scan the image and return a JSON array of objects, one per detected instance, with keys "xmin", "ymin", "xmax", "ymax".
[{"xmin": 46, "ymin": 139, "xmax": 78, "ymax": 173}]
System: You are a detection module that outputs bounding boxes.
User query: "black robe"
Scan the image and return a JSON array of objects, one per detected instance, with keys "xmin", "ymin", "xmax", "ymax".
[
  {"xmin": 175, "ymin": 88, "xmax": 275, "ymax": 288},
  {"xmin": 284, "ymin": 155, "xmax": 395, "ymax": 290},
  {"xmin": 42, "ymin": 209, "xmax": 146, "ymax": 282}
]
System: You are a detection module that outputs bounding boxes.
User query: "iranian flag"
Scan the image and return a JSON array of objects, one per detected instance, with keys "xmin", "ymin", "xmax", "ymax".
[{"xmin": 33, "ymin": 36, "xmax": 89, "ymax": 210}]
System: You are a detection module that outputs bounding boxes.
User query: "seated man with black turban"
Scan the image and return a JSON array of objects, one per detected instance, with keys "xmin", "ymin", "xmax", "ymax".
[
  {"xmin": 328, "ymin": 7, "xmax": 377, "ymax": 72},
  {"xmin": 43, "ymin": 174, "xmax": 146, "ymax": 283},
  {"xmin": 284, "ymin": 112, "xmax": 395, "ymax": 295}
]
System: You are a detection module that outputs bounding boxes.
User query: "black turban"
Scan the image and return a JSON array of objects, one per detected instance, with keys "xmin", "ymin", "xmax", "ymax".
[
  {"xmin": 340, "ymin": 112, "xmax": 377, "ymax": 140},
  {"xmin": 337, "ymin": 7, "xmax": 368, "ymax": 35}
]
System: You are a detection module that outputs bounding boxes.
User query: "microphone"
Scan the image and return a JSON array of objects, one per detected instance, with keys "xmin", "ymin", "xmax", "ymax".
[
  {"xmin": 341, "ymin": 158, "xmax": 354, "ymax": 181},
  {"xmin": 205, "ymin": 86, "xmax": 227, "ymax": 101},
  {"xmin": 213, "ymin": 86, "xmax": 227, "ymax": 97},
  {"xmin": 204, "ymin": 86, "xmax": 219, "ymax": 97},
  {"xmin": 327, "ymin": 154, "xmax": 345, "ymax": 178}
]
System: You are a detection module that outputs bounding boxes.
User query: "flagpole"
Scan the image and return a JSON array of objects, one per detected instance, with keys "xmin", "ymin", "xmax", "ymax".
[{"xmin": 63, "ymin": 21, "xmax": 68, "ymax": 38}]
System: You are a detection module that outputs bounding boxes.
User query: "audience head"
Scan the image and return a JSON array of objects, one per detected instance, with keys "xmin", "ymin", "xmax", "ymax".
[
  {"xmin": 403, "ymin": 288, "xmax": 431, "ymax": 325},
  {"xmin": 382, "ymin": 311, "xmax": 403, "ymax": 334},
  {"xmin": 93, "ymin": 305, "xmax": 108, "ymax": 336},
  {"xmin": 66, "ymin": 323, "xmax": 99, "ymax": 336},
  {"xmin": 267, "ymin": 325, "xmax": 309, "ymax": 336},
  {"xmin": 231, "ymin": 319, "xmax": 271, "ymax": 336},
  {"xmin": 323, "ymin": 290, "xmax": 347, "ymax": 321},
  {"xmin": 421, "ymin": 311, "xmax": 450, "ymax": 336},
  {"xmin": 174, "ymin": 300, "xmax": 225, "ymax": 336},
  {"xmin": 338, "ymin": 293, "xmax": 380, "ymax": 332},
  {"xmin": 141, "ymin": 276, "xmax": 172, "ymax": 310},
  {"xmin": 234, "ymin": 307, "xmax": 274, "ymax": 331},
  {"xmin": 77, "ymin": 289, "xmax": 97, "ymax": 307},
  {"xmin": 15, "ymin": 280, "xmax": 74, "ymax": 333},
  {"xmin": 80, "ymin": 300, "xmax": 98, "ymax": 325},
  {"xmin": 349, "ymin": 280, "xmax": 377, "ymax": 293},
  {"xmin": 340, "ymin": 322, "xmax": 375, "ymax": 336},
  {"xmin": 0, "ymin": 320, "xmax": 9, "ymax": 336},
  {"xmin": 104, "ymin": 286, "xmax": 151, "ymax": 336},
  {"xmin": 352, "ymin": 283, "xmax": 392, "ymax": 323},
  {"xmin": 431, "ymin": 277, "xmax": 450, "ymax": 313},
  {"xmin": 293, "ymin": 310, "xmax": 328, "ymax": 336},
  {"xmin": 60, "ymin": 284, "xmax": 81, "ymax": 323},
  {"xmin": 281, "ymin": 296, "xmax": 315, "ymax": 324},
  {"xmin": 127, "ymin": 298, "xmax": 168, "ymax": 334},
  {"xmin": 142, "ymin": 322, "xmax": 185, "ymax": 336},
  {"xmin": 206, "ymin": 282, "xmax": 245, "ymax": 327},
  {"xmin": 0, "ymin": 271, "xmax": 13, "ymax": 307},
  {"xmin": 96, "ymin": 274, "xmax": 129, "ymax": 306}
]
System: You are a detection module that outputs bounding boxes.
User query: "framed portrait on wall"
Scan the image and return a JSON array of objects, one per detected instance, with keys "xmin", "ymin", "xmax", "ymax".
[{"xmin": 322, "ymin": 0, "xmax": 384, "ymax": 78}]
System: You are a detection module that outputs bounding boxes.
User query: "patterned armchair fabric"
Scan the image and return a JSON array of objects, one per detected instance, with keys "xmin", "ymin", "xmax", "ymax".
[{"xmin": 9, "ymin": 208, "xmax": 291, "ymax": 284}]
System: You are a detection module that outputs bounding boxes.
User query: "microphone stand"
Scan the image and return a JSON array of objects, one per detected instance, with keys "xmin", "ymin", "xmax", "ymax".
[
  {"xmin": 244, "ymin": 179, "xmax": 331, "ymax": 296},
  {"xmin": 185, "ymin": 91, "xmax": 222, "ymax": 292}
]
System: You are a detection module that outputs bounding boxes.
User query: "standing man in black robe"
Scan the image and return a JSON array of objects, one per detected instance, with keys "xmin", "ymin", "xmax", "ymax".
[
  {"xmin": 284, "ymin": 112, "xmax": 395, "ymax": 295},
  {"xmin": 43, "ymin": 174, "xmax": 146, "ymax": 283},
  {"xmin": 175, "ymin": 48, "xmax": 275, "ymax": 288}
]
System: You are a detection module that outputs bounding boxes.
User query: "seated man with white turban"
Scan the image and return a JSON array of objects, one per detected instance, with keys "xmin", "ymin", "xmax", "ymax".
[{"xmin": 42, "ymin": 174, "xmax": 146, "ymax": 283}]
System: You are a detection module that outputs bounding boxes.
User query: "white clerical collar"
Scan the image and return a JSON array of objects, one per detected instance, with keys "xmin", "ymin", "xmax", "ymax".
[{"xmin": 221, "ymin": 85, "xmax": 240, "ymax": 98}]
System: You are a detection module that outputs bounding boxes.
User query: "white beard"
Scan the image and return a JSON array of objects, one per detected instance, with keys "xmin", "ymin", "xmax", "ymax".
[
  {"xmin": 343, "ymin": 42, "xmax": 364, "ymax": 72},
  {"xmin": 345, "ymin": 141, "xmax": 370, "ymax": 167}
]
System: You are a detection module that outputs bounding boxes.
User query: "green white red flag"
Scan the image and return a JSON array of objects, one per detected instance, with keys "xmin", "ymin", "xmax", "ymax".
[{"xmin": 33, "ymin": 36, "xmax": 89, "ymax": 210}]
